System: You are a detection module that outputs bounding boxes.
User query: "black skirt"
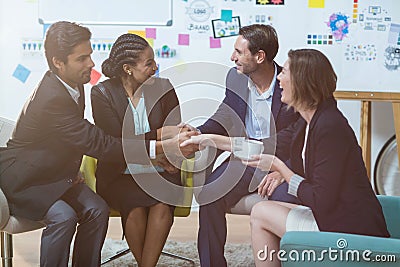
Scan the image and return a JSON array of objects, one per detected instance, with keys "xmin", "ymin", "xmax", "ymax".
[{"xmin": 98, "ymin": 171, "xmax": 181, "ymax": 226}]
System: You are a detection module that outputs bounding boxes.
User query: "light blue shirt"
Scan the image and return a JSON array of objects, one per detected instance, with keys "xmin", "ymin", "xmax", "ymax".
[
  {"xmin": 124, "ymin": 96, "xmax": 164, "ymax": 174},
  {"xmin": 245, "ymin": 64, "xmax": 277, "ymax": 139}
]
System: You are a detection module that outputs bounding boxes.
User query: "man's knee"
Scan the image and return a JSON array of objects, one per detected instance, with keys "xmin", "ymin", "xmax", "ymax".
[
  {"xmin": 44, "ymin": 200, "xmax": 79, "ymax": 228},
  {"xmin": 89, "ymin": 197, "xmax": 109, "ymax": 222}
]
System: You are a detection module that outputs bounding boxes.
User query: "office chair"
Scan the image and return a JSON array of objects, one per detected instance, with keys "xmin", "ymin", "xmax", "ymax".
[
  {"xmin": 80, "ymin": 155, "xmax": 196, "ymax": 266},
  {"xmin": 280, "ymin": 195, "xmax": 400, "ymax": 267},
  {"xmin": 0, "ymin": 117, "xmax": 46, "ymax": 267}
]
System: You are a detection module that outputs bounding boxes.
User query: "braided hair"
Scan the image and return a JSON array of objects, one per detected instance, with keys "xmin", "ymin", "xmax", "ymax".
[{"xmin": 102, "ymin": 33, "xmax": 149, "ymax": 78}]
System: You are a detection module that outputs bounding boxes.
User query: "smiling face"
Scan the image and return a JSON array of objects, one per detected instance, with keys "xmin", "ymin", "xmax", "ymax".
[
  {"xmin": 230, "ymin": 35, "xmax": 258, "ymax": 75},
  {"xmin": 130, "ymin": 46, "xmax": 158, "ymax": 85},
  {"xmin": 277, "ymin": 59, "xmax": 292, "ymax": 105},
  {"xmin": 53, "ymin": 40, "xmax": 94, "ymax": 88}
]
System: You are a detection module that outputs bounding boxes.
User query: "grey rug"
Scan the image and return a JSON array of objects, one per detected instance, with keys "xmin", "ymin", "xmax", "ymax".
[{"xmin": 101, "ymin": 238, "xmax": 254, "ymax": 267}]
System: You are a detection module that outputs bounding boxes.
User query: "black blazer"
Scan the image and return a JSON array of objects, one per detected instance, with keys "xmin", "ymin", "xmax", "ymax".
[
  {"xmin": 91, "ymin": 77, "xmax": 181, "ymax": 194},
  {"xmin": 198, "ymin": 65, "xmax": 299, "ymax": 137},
  {"xmin": 275, "ymin": 97, "xmax": 389, "ymax": 237},
  {"xmin": 0, "ymin": 71, "xmax": 151, "ymax": 220}
]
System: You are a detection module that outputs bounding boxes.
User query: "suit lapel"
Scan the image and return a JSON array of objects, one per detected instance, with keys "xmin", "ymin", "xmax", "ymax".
[
  {"xmin": 237, "ymin": 73, "xmax": 250, "ymax": 123},
  {"xmin": 143, "ymin": 82, "xmax": 163, "ymax": 130},
  {"xmin": 292, "ymin": 118, "xmax": 307, "ymax": 176},
  {"xmin": 108, "ymin": 79, "xmax": 129, "ymax": 126},
  {"xmin": 271, "ymin": 64, "xmax": 283, "ymax": 122},
  {"xmin": 48, "ymin": 71, "xmax": 85, "ymax": 117},
  {"xmin": 77, "ymin": 85, "xmax": 85, "ymax": 117}
]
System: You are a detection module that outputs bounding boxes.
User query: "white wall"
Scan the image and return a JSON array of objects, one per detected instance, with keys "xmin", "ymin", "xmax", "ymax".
[{"xmin": 0, "ymin": 0, "xmax": 396, "ymax": 181}]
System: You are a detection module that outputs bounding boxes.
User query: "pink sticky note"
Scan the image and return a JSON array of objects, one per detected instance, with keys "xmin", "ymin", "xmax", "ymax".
[
  {"xmin": 90, "ymin": 69, "xmax": 102, "ymax": 85},
  {"xmin": 178, "ymin": 34, "xmax": 190, "ymax": 46},
  {"xmin": 210, "ymin": 37, "xmax": 221, "ymax": 48},
  {"xmin": 146, "ymin": 28, "xmax": 157, "ymax": 39}
]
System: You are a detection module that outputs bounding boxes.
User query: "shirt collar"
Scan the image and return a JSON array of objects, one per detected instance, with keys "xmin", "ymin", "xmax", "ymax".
[
  {"xmin": 55, "ymin": 75, "xmax": 80, "ymax": 104},
  {"xmin": 247, "ymin": 64, "xmax": 277, "ymax": 99}
]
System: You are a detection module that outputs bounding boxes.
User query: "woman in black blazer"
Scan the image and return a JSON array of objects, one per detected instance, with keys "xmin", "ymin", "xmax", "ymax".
[
  {"xmin": 243, "ymin": 49, "xmax": 389, "ymax": 267},
  {"xmin": 91, "ymin": 33, "xmax": 188, "ymax": 267}
]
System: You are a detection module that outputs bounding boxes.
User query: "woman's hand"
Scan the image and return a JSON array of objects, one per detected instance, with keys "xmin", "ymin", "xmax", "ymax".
[
  {"xmin": 177, "ymin": 122, "xmax": 200, "ymax": 133},
  {"xmin": 180, "ymin": 134, "xmax": 233, "ymax": 151},
  {"xmin": 157, "ymin": 122, "xmax": 201, "ymax": 141},
  {"xmin": 242, "ymin": 154, "xmax": 277, "ymax": 172},
  {"xmin": 257, "ymin": 171, "xmax": 285, "ymax": 198},
  {"xmin": 242, "ymin": 154, "xmax": 294, "ymax": 184},
  {"xmin": 153, "ymin": 155, "xmax": 179, "ymax": 174},
  {"xmin": 157, "ymin": 125, "xmax": 191, "ymax": 140}
]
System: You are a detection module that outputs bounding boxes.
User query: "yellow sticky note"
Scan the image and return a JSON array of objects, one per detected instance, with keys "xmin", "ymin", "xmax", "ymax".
[
  {"xmin": 128, "ymin": 30, "xmax": 154, "ymax": 47},
  {"xmin": 308, "ymin": 0, "xmax": 324, "ymax": 8},
  {"xmin": 128, "ymin": 30, "xmax": 146, "ymax": 38},
  {"xmin": 146, "ymin": 38, "xmax": 154, "ymax": 47}
]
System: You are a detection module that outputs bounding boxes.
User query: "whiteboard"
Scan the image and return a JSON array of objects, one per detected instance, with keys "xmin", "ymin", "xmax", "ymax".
[
  {"xmin": 261, "ymin": 0, "xmax": 400, "ymax": 93},
  {"xmin": 38, "ymin": 0, "xmax": 173, "ymax": 26}
]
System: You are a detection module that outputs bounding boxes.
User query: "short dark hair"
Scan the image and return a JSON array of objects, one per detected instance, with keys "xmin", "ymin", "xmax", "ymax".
[
  {"xmin": 44, "ymin": 21, "xmax": 91, "ymax": 73},
  {"xmin": 239, "ymin": 24, "xmax": 279, "ymax": 62},
  {"xmin": 101, "ymin": 33, "xmax": 150, "ymax": 78},
  {"xmin": 288, "ymin": 49, "xmax": 337, "ymax": 110}
]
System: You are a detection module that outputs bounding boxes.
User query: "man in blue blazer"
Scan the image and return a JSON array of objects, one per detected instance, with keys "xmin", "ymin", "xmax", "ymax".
[{"xmin": 196, "ymin": 24, "xmax": 299, "ymax": 267}]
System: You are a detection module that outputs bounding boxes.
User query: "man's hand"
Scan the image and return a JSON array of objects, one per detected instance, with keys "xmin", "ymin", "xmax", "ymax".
[
  {"xmin": 161, "ymin": 131, "xmax": 199, "ymax": 159},
  {"xmin": 73, "ymin": 171, "xmax": 85, "ymax": 185},
  {"xmin": 157, "ymin": 122, "xmax": 199, "ymax": 141}
]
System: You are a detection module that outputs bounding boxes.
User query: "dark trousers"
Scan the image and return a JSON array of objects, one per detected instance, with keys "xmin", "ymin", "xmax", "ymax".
[
  {"xmin": 197, "ymin": 159, "xmax": 299, "ymax": 267},
  {"xmin": 40, "ymin": 183, "xmax": 109, "ymax": 267}
]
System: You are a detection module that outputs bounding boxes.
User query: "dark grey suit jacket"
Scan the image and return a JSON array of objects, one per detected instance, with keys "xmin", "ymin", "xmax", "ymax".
[
  {"xmin": 90, "ymin": 77, "xmax": 181, "ymax": 193},
  {"xmin": 0, "ymin": 71, "xmax": 151, "ymax": 220}
]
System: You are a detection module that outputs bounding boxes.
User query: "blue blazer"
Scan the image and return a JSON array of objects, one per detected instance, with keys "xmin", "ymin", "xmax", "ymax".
[
  {"xmin": 198, "ymin": 65, "xmax": 298, "ymax": 137},
  {"xmin": 275, "ymin": 97, "xmax": 389, "ymax": 237}
]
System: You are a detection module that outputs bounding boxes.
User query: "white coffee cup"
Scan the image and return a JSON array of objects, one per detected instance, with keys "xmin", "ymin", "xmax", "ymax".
[{"xmin": 233, "ymin": 138, "xmax": 264, "ymax": 160}]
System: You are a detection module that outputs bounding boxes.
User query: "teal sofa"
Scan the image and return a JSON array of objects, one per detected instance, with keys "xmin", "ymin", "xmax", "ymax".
[{"xmin": 280, "ymin": 195, "xmax": 400, "ymax": 266}]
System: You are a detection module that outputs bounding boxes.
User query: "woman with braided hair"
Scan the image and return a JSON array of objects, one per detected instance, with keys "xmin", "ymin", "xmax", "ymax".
[{"xmin": 91, "ymin": 33, "xmax": 191, "ymax": 266}]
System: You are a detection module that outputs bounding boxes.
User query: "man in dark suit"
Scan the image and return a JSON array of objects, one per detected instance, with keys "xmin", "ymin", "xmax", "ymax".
[
  {"xmin": 195, "ymin": 24, "xmax": 300, "ymax": 267},
  {"xmin": 0, "ymin": 21, "xmax": 195, "ymax": 267}
]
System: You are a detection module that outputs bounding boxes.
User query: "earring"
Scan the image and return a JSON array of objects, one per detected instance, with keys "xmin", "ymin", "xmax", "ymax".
[{"xmin": 127, "ymin": 71, "xmax": 132, "ymax": 76}]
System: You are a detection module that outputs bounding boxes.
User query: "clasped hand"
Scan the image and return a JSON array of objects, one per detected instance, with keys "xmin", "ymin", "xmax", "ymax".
[{"xmin": 158, "ymin": 124, "xmax": 200, "ymax": 172}]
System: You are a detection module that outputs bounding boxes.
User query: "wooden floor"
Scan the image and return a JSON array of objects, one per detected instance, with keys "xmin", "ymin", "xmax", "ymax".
[{"xmin": 11, "ymin": 211, "xmax": 251, "ymax": 266}]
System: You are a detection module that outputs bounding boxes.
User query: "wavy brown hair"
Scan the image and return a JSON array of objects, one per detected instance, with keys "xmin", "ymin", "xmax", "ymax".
[
  {"xmin": 239, "ymin": 24, "xmax": 278, "ymax": 62},
  {"xmin": 287, "ymin": 49, "xmax": 337, "ymax": 110}
]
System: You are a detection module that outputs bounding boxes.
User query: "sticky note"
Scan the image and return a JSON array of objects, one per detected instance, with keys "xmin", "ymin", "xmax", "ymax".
[
  {"xmin": 308, "ymin": 0, "xmax": 324, "ymax": 8},
  {"xmin": 12, "ymin": 64, "xmax": 31, "ymax": 83},
  {"xmin": 221, "ymin": 10, "xmax": 233, "ymax": 22},
  {"xmin": 128, "ymin": 30, "xmax": 146, "ymax": 38},
  {"xmin": 146, "ymin": 38, "xmax": 154, "ymax": 47},
  {"xmin": 210, "ymin": 37, "xmax": 221, "ymax": 48},
  {"xmin": 178, "ymin": 34, "xmax": 190, "ymax": 46},
  {"xmin": 43, "ymin": 24, "xmax": 50, "ymax": 38},
  {"xmin": 155, "ymin": 64, "xmax": 160, "ymax": 77},
  {"xmin": 146, "ymin": 28, "xmax": 157, "ymax": 39},
  {"xmin": 90, "ymin": 69, "xmax": 102, "ymax": 85}
]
